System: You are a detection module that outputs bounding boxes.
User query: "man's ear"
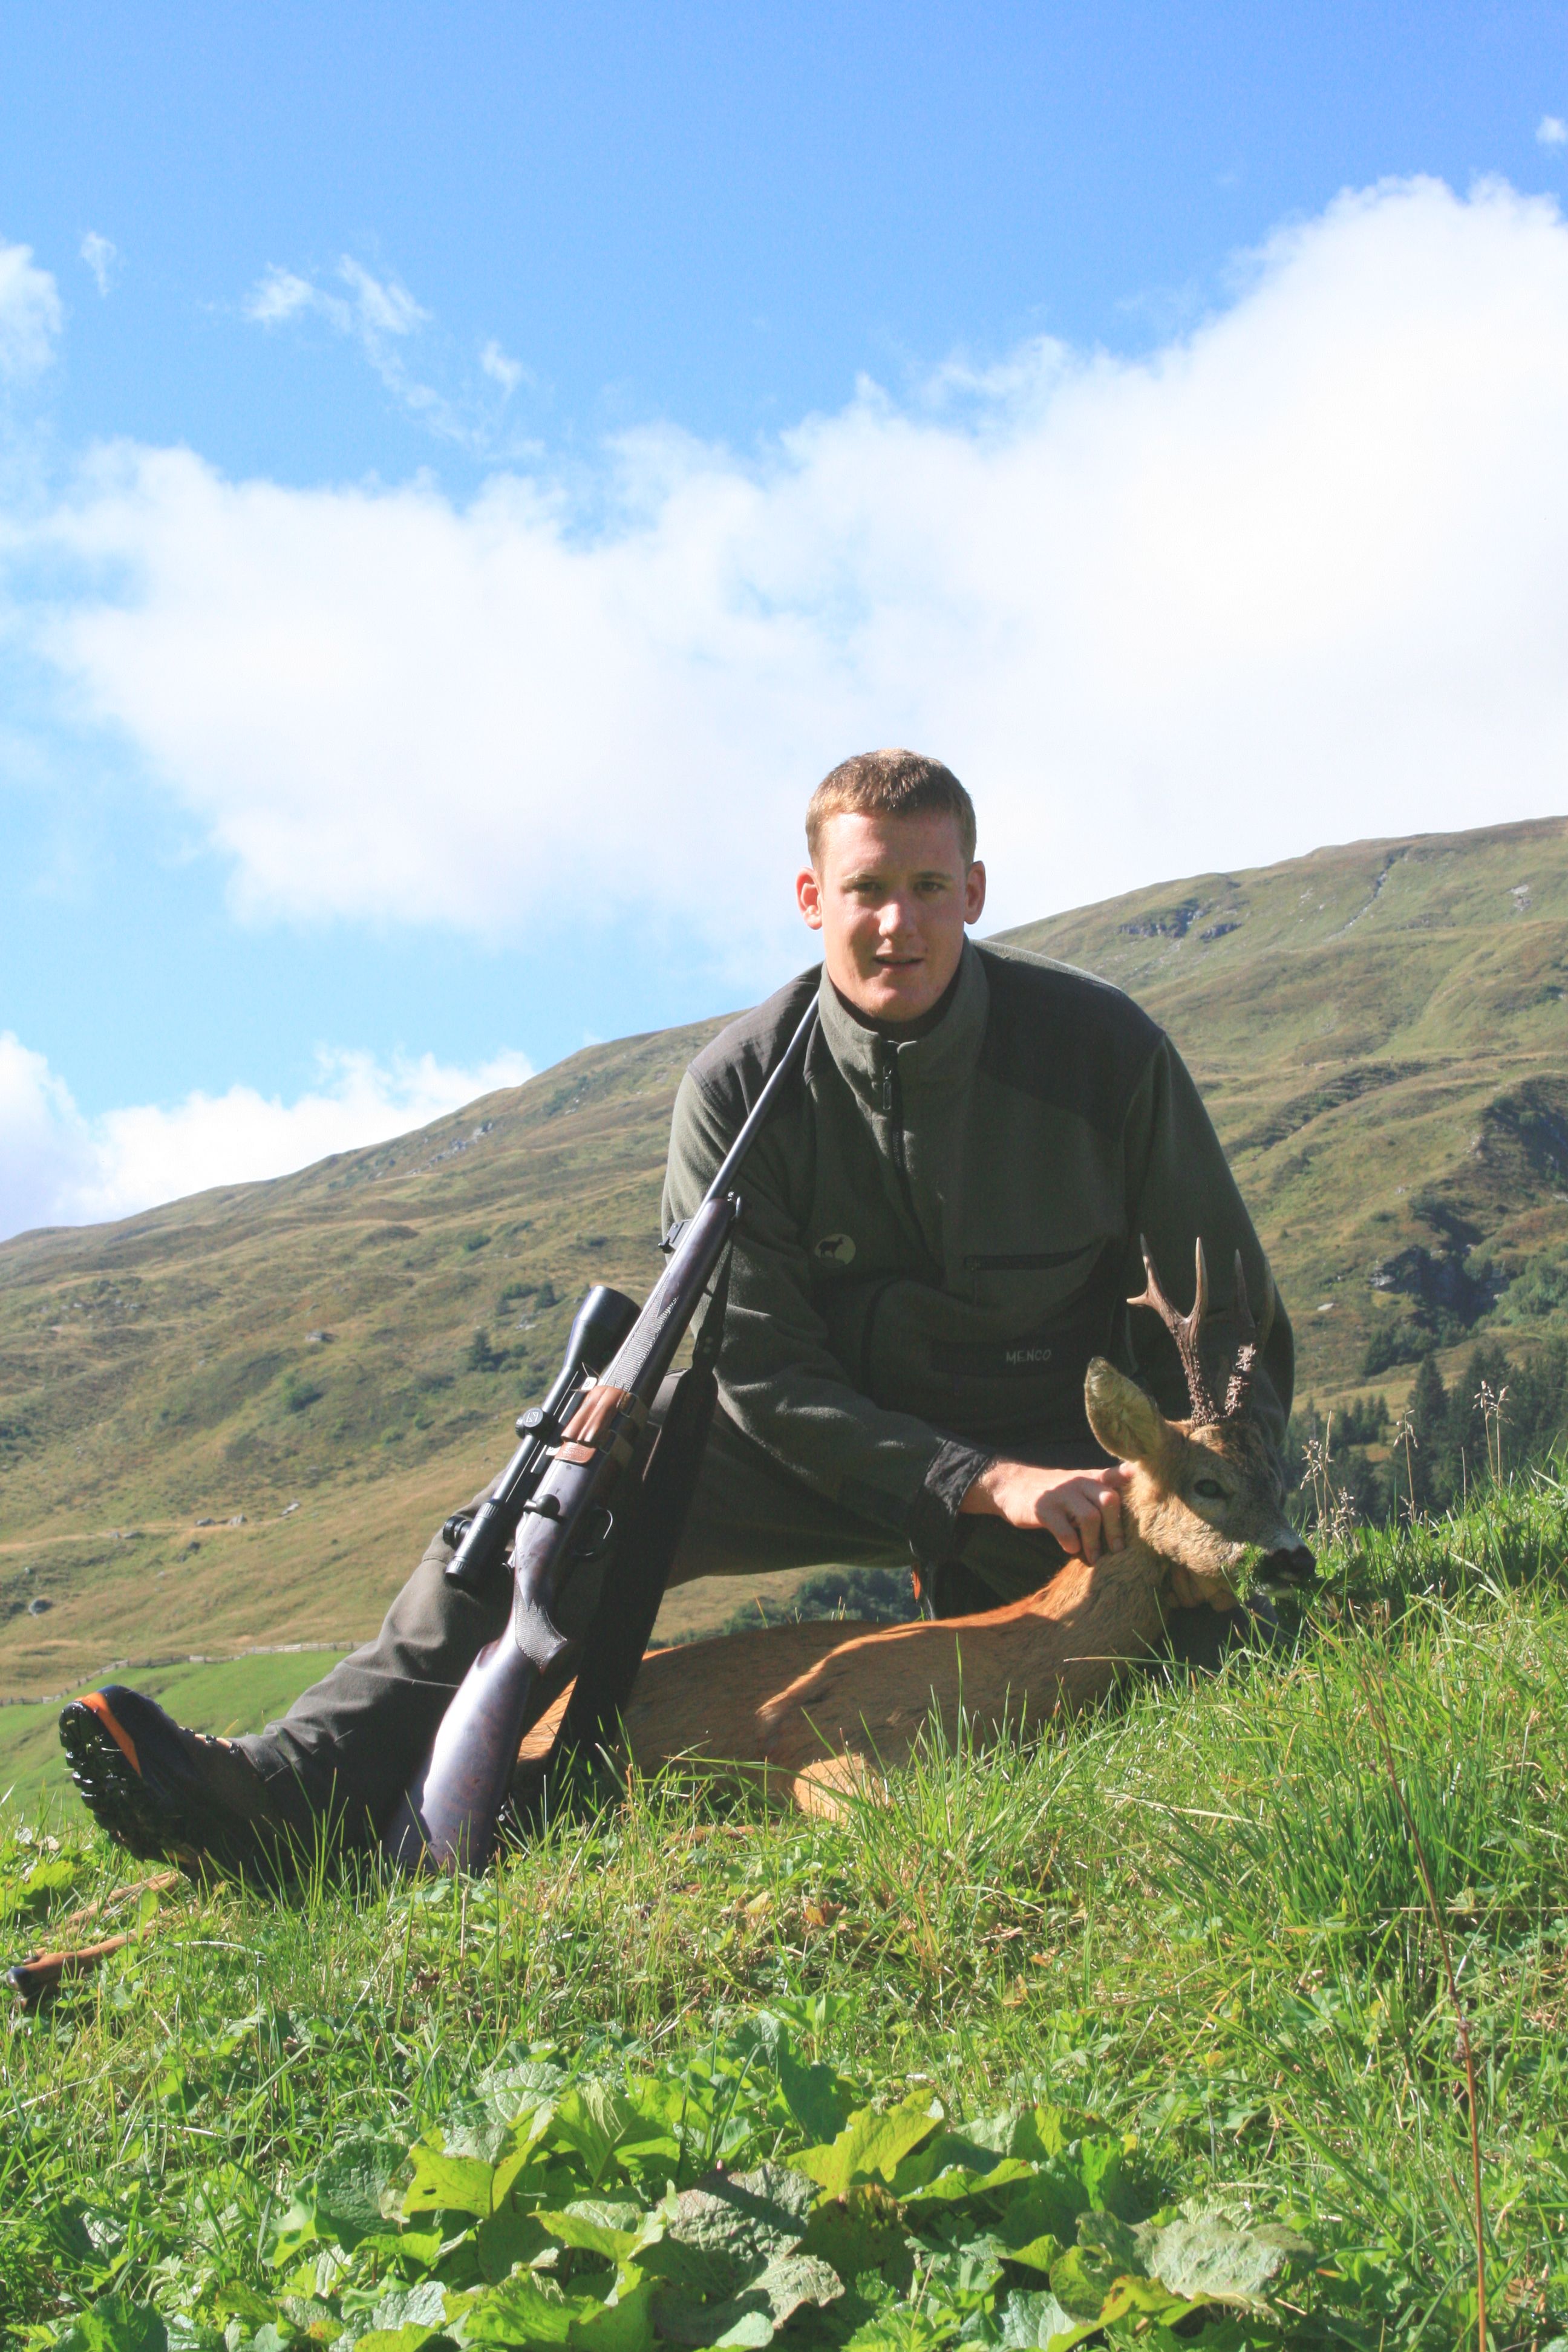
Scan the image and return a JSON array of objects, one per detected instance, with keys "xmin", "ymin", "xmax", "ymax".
[
  {"xmin": 1084, "ymin": 1358, "xmax": 1177, "ymax": 1466},
  {"xmin": 797, "ymin": 867, "xmax": 824, "ymax": 929},
  {"xmin": 964, "ymin": 859, "xmax": 986, "ymax": 923}
]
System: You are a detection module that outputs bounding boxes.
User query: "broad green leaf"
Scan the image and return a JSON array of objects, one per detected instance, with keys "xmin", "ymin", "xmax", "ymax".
[
  {"xmin": 795, "ymin": 2094, "xmax": 944, "ymax": 2197},
  {"xmin": 314, "ymin": 2137, "xmax": 408, "ymax": 2247},
  {"xmin": 730, "ymin": 2011, "xmax": 855, "ymax": 2143},
  {"xmin": 841, "ymin": 2314, "xmax": 958, "ymax": 2351},
  {"xmin": 54, "ymin": 2296, "xmax": 168, "ymax": 2352},
  {"xmin": 476, "ymin": 2206, "xmax": 553, "ymax": 2284},
  {"xmin": 550, "ymin": 2083, "xmax": 637, "ymax": 2187},
  {"xmin": 0, "ymin": 1855, "xmax": 79, "ymax": 1920},
  {"xmin": 995, "ymin": 2180, "xmax": 1082, "ymax": 2256},
  {"xmin": 642, "ymin": 2171, "xmax": 811, "ymax": 2300},
  {"xmin": 652, "ymin": 2252, "xmax": 842, "ymax": 2348},
  {"xmin": 1070, "ymin": 2212, "xmax": 1141, "ymax": 2273},
  {"xmin": 1074, "ymin": 2136, "xmax": 1134, "ymax": 2217},
  {"xmin": 354, "ymin": 2331, "xmax": 454, "ymax": 2352},
  {"xmin": 800, "ymin": 2183, "xmax": 905, "ymax": 2279},
  {"xmin": 277, "ymin": 2298, "xmax": 341, "ymax": 2345},
  {"xmin": 641, "ymin": 2167, "xmax": 835, "ymax": 2346},
  {"xmin": 995, "ymin": 2288, "xmax": 1096, "ymax": 2350},
  {"xmin": 458, "ymin": 2272, "xmax": 590, "ymax": 2345},
  {"xmin": 1018, "ymin": 2106, "xmax": 1071, "ymax": 2163},
  {"xmin": 401, "ymin": 2142, "xmax": 497, "ymax": 2219},
  {"xmin": 164, "ymin": 2322, "xmax": 225, "ymax": 2352},
  {"xmin": 474, "ymin": 2056, "xmax": 568, "ymax": 2112},
  {"xmin": 214, "ymin": 2287, "xmax": 279, "ymax": 2329},
  {"xmin": 491, "ymin": 2106, "xmax": 561, "ymax": 2209},
  {"xmin": 919, "ymin": 2236, "xmax": 1004, "ymax": 2316},
  {"xmin": 893, "ymin": 2157, "xmax": 1035, "ymax": 2212},
  {"xmin": 1134, "ymin": 2210, "xmax": 1316, "ymax": 2310},
  {"xmin": 535, "ymin": 2201, "xmax": 659, "ymax": 2263},
  {"xmin": 569, "ymin": 2275, "xmax": 656, "ymax": 2352},
  {"xmin": 1044, "ymin": 2244, "xmax": 1117, "ymax": 2324},
  {"xmin": 369, "ymin": 2283, "xmax": 451, "ymax": 2335},
  {"xmin": 1095, "ymin": 2271, "xmax": 1204, "ymax": 2329},
  {"xmin": 993, "ymin": 2229, "xmax": 1062, "ymax": 2276}
]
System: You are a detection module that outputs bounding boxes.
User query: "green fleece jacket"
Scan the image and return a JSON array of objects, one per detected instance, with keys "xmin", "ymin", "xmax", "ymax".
[{"xmin": 661, "ymin": 940, "xmax": 1293, "ymax": 1568}]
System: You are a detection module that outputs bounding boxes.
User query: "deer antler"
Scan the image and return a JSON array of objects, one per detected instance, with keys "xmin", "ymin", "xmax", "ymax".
[
  {"xmin": 1127, "ymin": 1236, "xmax": 1220, "ymax": 1425},
  {"xmin": 1223, "ymin": 1249, "xmax": 1259, "ymax": 1419}
]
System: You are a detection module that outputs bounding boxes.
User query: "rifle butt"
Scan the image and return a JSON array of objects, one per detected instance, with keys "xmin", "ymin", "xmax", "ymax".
[{"xmin": 384, "ymin": 1629, "xmax": 543, "ymax": 1873}]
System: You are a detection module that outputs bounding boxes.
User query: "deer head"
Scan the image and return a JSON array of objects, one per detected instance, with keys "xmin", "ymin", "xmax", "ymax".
[{"xmin": 1083, "ymin": 1238, "xmax": 1314, "ymax": 1604}]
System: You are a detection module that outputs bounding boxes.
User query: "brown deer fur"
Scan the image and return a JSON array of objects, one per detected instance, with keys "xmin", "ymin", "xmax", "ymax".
[{"xmin": 521, "ymin": 1342, "xmax": 1309, "ymax": 1818}]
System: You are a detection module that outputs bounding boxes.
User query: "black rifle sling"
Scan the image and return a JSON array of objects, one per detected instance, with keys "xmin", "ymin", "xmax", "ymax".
[{"xmin": 538, "ymin": 1249, "xmax": 733, "ymax": 1785}]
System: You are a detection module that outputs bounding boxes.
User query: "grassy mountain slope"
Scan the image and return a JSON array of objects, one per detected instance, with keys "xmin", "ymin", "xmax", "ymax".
[
  {"xmin": 2, "ymin": 814, "xmax": 1564, "ymax": 1701},
  {"xmin": 1003, "ymin": 812, "xmax": 1568, "ymax": 1385}
]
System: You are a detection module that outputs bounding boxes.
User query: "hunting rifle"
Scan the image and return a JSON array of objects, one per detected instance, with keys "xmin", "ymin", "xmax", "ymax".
[{"xmin": 383, "ymin": 993, "xmax": 820, "ymax": 1872}]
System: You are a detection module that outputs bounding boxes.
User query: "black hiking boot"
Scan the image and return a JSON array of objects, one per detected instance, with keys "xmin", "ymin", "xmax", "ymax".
[{"xmin": 59, "ymin": 1686, "xmax": 301, "ymax": 1889}]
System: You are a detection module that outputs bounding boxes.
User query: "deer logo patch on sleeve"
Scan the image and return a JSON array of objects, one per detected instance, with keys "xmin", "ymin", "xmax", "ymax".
[{"xmin": 813, "ymin": 1232, "xmax": 857, "ymax": 1266}]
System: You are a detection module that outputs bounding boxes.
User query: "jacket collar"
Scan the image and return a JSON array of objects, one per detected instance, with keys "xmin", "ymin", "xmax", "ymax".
[{"xmin": 816, "ymin": 938, "xmax": 990, "ymax": 1106}]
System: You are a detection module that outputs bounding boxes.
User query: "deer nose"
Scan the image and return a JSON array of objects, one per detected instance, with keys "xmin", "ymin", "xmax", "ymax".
[{"xmin": 1258, "ymin": 1541, "xmax": 1315, "ymax": 1589}]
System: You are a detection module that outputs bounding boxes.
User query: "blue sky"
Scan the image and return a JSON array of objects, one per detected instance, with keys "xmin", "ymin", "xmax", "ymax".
[{"xmin": 2, "ymin": 1, "xmax": 1567, "ymax": 1233}]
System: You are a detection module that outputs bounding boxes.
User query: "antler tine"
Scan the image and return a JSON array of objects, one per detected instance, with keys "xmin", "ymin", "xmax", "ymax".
[
  {"xmin": 1223, "ymin": 1248, "xmax": 1261, "ymax": 1420},
  {"xmin": 1127, "ymin": 1233, "xmax": 1221, "ymax": 1425}
]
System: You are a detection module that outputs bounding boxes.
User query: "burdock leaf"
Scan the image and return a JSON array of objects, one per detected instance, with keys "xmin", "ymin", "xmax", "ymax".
[
  {"xmin": 1134, "ymin": 2210, "xmax": 1316, "ymax": 2309},
  {"xmin": 459, "ymin": 2272, "xmax": 591, "ymax": 2345},
  {"xmin": 995, "ymin": 2289, "xmax": 1097, "ymax": 2349},
  {"xmin": 400, "ymin": 2140, "xmax": 496, "ymax": 2219},
  {"xmin": 314, "ymin": 2135, "xmax": 408, "ymax": 2246},
  {"xmin": 54, "ymin": 2297, "xmax": 169, "ymax": 2352},
  {"xmin": 652, "ymin": 2252, "xmax": 842, "ymax": 2348},
  {"xmin": 570, "ymin": 2275, "xmax": 657, "ymax": 2352},
  {"xmin": 550, "ymin": 2082, "xmax": 638, "ymax": 2186},
  {"xmin": 800, "ymin": 2182, "xmax": 905, "ymax": 2278},
  {"xmin": 537, "ymin": 2201, "xmax": 660, "ymax": 2262},
  {"xmin": 643, "ymin": 2169, "xmax": 811, "ymax": 2300},
  {"xmin": 795, "ymin": 2094, "xmax": 943, "ymax": 2197}
]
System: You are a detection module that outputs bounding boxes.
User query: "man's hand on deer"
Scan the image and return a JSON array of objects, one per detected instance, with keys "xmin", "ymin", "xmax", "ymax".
[{"xmin": 959, "ymin": 1459, "xmax": 1133, "ymax": 1562}]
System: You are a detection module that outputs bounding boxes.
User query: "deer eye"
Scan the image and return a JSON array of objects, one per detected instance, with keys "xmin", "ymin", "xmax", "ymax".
[{"xmin": 1193, "ymin": 1477, "xmax": 1227, "ymax": 1501}]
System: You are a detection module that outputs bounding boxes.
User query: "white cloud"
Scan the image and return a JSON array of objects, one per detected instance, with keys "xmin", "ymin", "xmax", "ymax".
[
  {"xmin": 0, "ymin": 236, "xmax": 62, "ymax": 377},
  {"xmin": 16, "ymin": 176, "xmax": 1568, "ymax": 968},
  {"xmin": 480, "ymin": 338, "xmax": 524, "ymax": 397},
  {"xmin": 244, "ymin": 264, "xmax": 319, "ymax": 326},
  {"xmin": 80, "ymin": 231, "xmax": 118, "ymax": 296},
  {"xmin": 241, "ymin": 255, "xmax": 506, "ymax": 446},
  {"xmin": 0, "ymin": 1035, "xmax": 532, "ymax": 1240},
  {"xmin": 1538, "ymin": 116, "xmax": 1567, "ymax": 146}
]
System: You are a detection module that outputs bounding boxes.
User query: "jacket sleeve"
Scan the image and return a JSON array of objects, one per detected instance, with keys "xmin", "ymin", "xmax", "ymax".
[
  {"xmin": 662, "ymin": 1070, "xmax": 993, "ymax": 1565},
  {"xmin": 1118, "ymin": 1037, "xmax": 1295, "ymax": 1448}
]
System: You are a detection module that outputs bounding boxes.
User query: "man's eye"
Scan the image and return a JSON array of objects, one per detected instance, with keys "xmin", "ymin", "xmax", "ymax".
[{"xmin": 1193, "ymin": 1477, "xmax": 1227, "ymax": 1501}]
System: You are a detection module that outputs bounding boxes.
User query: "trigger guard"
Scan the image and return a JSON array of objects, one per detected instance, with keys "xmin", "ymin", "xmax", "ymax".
[{"xmin": 571, "ymin": 1504, "xmax": 615, "ymax": 1562}]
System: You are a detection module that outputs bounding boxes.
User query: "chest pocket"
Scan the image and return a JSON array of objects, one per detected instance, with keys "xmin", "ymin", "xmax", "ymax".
[
  {"xmin": 962, "ymin": 1243, "xmax": 1100, "ymax": 1310},
  {"xmin": 929, "ymin": 1255, "xmax": 1118, "ymax": 1382}
]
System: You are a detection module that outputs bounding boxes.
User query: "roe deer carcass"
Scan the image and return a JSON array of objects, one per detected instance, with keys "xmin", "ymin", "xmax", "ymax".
[{"xmin": 522, "ymin": 1241, "xmax": 1314, "ymax": 1815}]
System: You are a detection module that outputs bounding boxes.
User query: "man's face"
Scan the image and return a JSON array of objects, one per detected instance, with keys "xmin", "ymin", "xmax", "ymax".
[{"xmin": 798, "ymin": 810, "xmax": 987, "ymax": 1024}]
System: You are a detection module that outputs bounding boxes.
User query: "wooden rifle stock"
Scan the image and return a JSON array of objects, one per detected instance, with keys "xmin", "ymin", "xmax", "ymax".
[{"xmin": 382, "ymin": 972, "xmax": 819, "ymax": 1873}]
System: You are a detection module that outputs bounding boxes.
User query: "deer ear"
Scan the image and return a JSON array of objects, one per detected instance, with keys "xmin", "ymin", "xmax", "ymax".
[{"xmin": 1084, "ymin": 1357, "xmax": 1178, "ymax": 1465}]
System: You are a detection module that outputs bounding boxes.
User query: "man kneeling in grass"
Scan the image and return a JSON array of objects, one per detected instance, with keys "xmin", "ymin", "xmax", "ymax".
[{"xmin": 61, "ymin": 751, "xmax": 1298, "ymax": 1883}]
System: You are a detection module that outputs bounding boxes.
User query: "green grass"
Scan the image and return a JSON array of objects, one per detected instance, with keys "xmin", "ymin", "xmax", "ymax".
[
  {"xmin": 0, "ymin": 1653, "xmax": 348, "ymax": 1817},
  {"xmin": 4, "ymin": 1480, "xmax": 1568, "ymax": 2348}
]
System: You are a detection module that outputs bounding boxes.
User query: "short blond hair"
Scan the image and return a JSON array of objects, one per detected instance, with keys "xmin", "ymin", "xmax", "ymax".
[{"xmin": 805, "ymin": 748, "xmax": 977, "ymax": 867}]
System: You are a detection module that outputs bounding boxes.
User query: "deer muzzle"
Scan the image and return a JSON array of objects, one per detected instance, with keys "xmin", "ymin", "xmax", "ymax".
[{"xmin": 1255, "ymin": 1540, "xmax": 1315, "ymax": 1590}]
